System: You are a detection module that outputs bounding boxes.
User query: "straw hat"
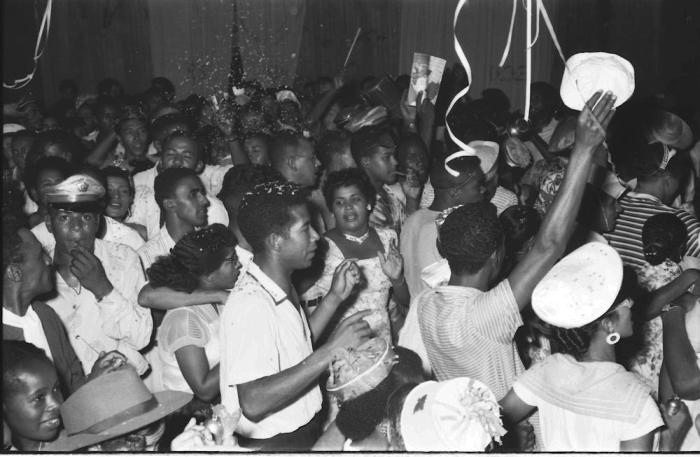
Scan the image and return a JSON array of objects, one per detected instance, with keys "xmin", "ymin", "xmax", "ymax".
[
  {"xmin": 400, "ymin": 377, "xmax": 506, "ymax": 451},
  {"xmin": 327, "ymin": 337, "xmax": 397, "ymax": 403},
  {"xmin": 44, "ymin": 367, "xmax": 191, "ymax": 451},
  {"xmin": 560, "ymin": 52, "xmax": 634, "ymax": 111},
  {"xmin": 532, "ymin": 242, "xmax": 623, "ymax": 329}
]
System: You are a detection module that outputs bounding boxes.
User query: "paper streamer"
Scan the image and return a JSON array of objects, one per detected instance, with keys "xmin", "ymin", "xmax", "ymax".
[
  {"xmin": 4, "ymin": 0, "xmax": 53, "ymax": 90},
  {"xmin": 443, "ymin": 0, "xmax": 477, "ymax": 177},
  {"xmin": 444, "ymin": 0, "xmax": 606, "ymax": 172}
]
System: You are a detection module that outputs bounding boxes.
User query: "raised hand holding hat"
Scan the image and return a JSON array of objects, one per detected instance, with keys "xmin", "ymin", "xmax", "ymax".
[{"xmin": 560, "ymin": 52, "xmax": 634, "ymax": 111}]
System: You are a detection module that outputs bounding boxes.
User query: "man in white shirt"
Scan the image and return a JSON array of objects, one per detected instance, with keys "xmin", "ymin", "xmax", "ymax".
[
  {"xmin": 138, "ymin": 168, "xmax": 210, "ymax": 270},
  {"xmin": 221, "ymin": 181, "xmax": 371, "ymax": 450},
  {"xmin": 128, "ymin": 131, "xmax": 229, "ymax": 239},
  {"xmin": 42, "ymin": 174, "xmax": 152, "ymax": 376}
]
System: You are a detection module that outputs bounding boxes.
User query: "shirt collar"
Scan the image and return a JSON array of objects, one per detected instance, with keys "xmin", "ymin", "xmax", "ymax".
[
  {"xmin": 159, "ymin": 225, "xmax": 177, "ymax": 251},
  {"xmin": 2, "ymin": 305, "xmax": 40, "ymax": 327},
  {"xmin": 245, "ymin": 261, "xmax": 291, "ymax": 306}
]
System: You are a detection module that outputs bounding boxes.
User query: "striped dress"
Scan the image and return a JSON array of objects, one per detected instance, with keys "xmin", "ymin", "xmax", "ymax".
[{"xmin": 604, "ymin": 192, "xmax": 700, "ymax": 270}]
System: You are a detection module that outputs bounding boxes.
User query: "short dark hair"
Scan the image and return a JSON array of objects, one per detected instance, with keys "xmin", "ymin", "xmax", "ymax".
[
  {"xmin": 147, "ymin": 224, "xmax": 236, "ymax": 293},
  {"xmin": 642, "ymin": 213, "xmax": 687, "ymax": 265},
  {"xmin": 2, "ymin": 341, "xmax": 54, "ymax": 394},
  {"xmin": 217, "ymin": 164, "xmax": 282, "ymax": 215},
  {"xmin": 27, "ymin": 130, "xmax": 83, "ymax": 166},
  {"xmin": 23, "ymin": 156, "xmax": 73, "ymax": 192},
  {"xmin": 151, "ymin": 77, "xmax": 175, "ymax": 95},
  {"xmin": 322, "ymin": 168, "xmax": 376, "ymax": 210},
  {"xmin": 269, "ymin": 132, "xmax": 309, "ymax": 171},
  {"xmin": 439, "ymin": 202, "xmax": 503, "ymax": 274},
  {"xmin": 238, "ymin": 181, "xmax": 310, "ymax": 253},
  {"xmin": 317, "ymin": 130, "xmax": 351, "ymax": 168},
  {"xmin": 150, "ymin": 114, "xmax": 194, "ymax": 142},
  {"xmin": 153, "ymin": 167, "xmax": 200, "ymax": 213},
  {"xmin": 350, "ymin": 125, "xmax": 396, "ymax": 165},
  {"xmin": 160, "ymin": 130, "xmax": 203, "ymax": 161}
]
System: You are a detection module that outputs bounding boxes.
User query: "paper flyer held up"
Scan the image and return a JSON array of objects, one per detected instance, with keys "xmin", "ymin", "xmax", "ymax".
[{"xmin": 408, "ymin": 52, "xmax": 447, "ymax": 106}]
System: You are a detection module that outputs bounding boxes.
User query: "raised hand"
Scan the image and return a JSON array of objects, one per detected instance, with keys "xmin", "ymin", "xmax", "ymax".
[
  {"xmin": 378, "ymin": 238, "xmax": 404, "ymax": 282},
  {"xmin": 574, "ymin": 91, "xmax": 616, "ymax": 150},
  {"xmin": 69, "ymin": 245, "xmax": 113, "ymax": 300},
  {"xmin": 328, "ymin": 258, "xmax": 361, "ymax": 302},
  {"xmin": 326, "ymin": 309, "xmax": 373, "ymax": 353}
]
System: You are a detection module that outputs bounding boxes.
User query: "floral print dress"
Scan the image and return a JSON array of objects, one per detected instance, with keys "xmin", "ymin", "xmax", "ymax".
[
  {"xmin": 303, "ymin": 227, "xmax": 396, "ymax": 343},
  {"xmin": 630, "ymin": 258, "xmax": 683, "ymax": 398}
]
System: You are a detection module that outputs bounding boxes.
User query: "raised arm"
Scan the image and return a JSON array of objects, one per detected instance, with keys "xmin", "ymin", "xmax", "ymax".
[{"xmin": 508, "ymin": 91, "xmax": 616, "ymax": 307}]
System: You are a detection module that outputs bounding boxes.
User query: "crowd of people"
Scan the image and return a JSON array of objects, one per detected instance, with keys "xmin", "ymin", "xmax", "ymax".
[{"xmin": 2, "ymin": 52, "xmax": 700, "ymax": 452}]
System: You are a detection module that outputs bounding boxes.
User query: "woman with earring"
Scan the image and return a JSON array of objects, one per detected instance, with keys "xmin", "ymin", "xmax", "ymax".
[
  {"xmin": 499, "ymin": 243, "xmax": 688, "ymax": 451},
  {"xmin": 301, "ymin": 168, "xmax": 409, "ymax": 344}
]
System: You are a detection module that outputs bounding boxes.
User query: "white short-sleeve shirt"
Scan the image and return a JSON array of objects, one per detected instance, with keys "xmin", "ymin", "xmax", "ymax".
[{"xmin": 220, "ymin": 261, "xmax": 321, "ymax": 439}]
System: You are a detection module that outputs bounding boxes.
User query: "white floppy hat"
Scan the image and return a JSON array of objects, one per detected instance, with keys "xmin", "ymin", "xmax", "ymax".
[
  {"xmin": 560, "ymin": 52, "xmax": 635, "ymax": 111},
  {"xmin": 444, "ymin": 140, "xmax": 499, "ymax": 178},
  {"xmin": 400, "ymin": 377, "xmax": 506, "ymax": 452},
  {"xmin": 650, "ymin": 111, "xmax": 694, "ymax": 149},
  {"xmin": 532, "ymin": 242, "xmax": 623, "ymax": 329}
]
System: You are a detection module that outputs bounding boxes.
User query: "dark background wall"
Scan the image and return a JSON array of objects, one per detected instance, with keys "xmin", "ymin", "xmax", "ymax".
[{"xmin": 3, "ymin": 0, "xmax": 699, "ymax": 110}]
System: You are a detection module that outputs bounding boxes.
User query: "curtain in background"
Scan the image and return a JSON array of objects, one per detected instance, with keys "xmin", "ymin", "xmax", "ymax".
[
  {"xmin": 39, "ymin": 0, "xmax": 152, "ymax": 102},
  {"xmin": 399, "ymin": 0, "xmax": 559, "ymax": 112},
  {"xmin": 296, "ymin": 0, "xmax": 401, "ymax": 83},
  {"xmin": 148, "ymin": 0, "xmax": 305, "ymax": 96},
  {"xmin": 147, "ymin": 0, "xmax": 233, "ymax": 98},
  {"xmin": 236, "ymin": 0, "xmax": 306, "ymax": 87}
]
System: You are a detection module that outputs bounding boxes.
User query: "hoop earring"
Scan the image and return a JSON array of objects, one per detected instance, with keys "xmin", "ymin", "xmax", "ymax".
[{"xmin": 606, "ymin": 332, "xmax": 620, "ymax": 345}]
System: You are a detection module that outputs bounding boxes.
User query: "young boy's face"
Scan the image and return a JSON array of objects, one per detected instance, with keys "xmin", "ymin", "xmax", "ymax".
[{"xmin": 3, "ymin": 359, "xmax": 63, "ymax": 444}]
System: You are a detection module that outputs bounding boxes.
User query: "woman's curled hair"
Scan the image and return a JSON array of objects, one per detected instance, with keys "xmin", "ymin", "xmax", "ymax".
[{"xmin": 147, "ymin": 224, "xmax": 236, "ymax": 293}]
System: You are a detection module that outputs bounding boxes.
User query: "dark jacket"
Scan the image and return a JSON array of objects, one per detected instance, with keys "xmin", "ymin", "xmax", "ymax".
[{"xmin": 3, "ymin": 302, "xmax": 87, "ymax": 396}]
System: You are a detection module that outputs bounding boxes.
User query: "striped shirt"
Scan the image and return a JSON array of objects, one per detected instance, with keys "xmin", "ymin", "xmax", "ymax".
[
  {"xmin": 417, "ymin": 279, "xmax": 524, "ymax": 400},
  {"xmin": 604, "ymin": 192, "xmax": 700, "ymax": 270}
]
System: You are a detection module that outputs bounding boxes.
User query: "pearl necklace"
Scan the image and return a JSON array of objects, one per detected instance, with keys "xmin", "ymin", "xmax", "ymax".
[{"xmin": 343, "ymin": 230, "xmax": 370, "ymax": 244}]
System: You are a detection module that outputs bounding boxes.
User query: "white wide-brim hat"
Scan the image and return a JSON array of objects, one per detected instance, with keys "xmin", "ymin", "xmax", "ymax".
[
  {"xmin": 560, "ymin": 52, "xmax": 635, "ymax": 111},
  {"xmin": 532, "ymin": 242, "xmax": 623, "ymax": 329}
]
